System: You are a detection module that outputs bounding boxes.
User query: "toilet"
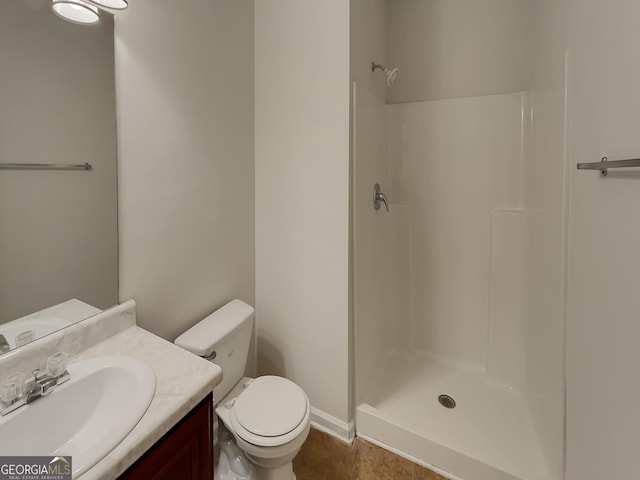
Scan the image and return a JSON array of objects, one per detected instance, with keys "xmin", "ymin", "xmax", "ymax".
[{"xmin": 174, "ymin": 299, "xmax": 311, "ymax": 480}]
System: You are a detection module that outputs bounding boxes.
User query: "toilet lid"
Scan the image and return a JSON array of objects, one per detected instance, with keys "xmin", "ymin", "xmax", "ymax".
[{"xmin": 233, "ymin": 376, "xmax": 307, "ymax": 438}]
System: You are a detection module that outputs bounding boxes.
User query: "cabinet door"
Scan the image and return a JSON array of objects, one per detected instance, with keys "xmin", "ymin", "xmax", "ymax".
[{"xmin": 120, "ymin": 393, "xmax": 213, "ymax": 480}]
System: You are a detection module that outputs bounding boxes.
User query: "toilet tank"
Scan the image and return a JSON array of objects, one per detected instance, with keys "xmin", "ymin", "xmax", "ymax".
[{"xmin": 175, "ymin": 299, "xmax": 254, "ymax": 401}]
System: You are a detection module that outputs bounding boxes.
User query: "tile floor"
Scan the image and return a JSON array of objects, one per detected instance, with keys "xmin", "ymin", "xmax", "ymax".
[{"xmin": 293, "ymin": 428, "xmax": 447, "ymax": 480}]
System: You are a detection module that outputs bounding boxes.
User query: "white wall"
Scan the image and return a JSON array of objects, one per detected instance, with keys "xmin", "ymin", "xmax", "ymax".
[
  {"xmin": 565, "ymin": 0, "xmax": 640, "ymax": 478},
  {"xmin": 255, "ymin": 0, "xmax": 352, "ymax": 436},
  {"xmin": 386, "ymin": 0, "xmax": 533, "ymax": 103},
  {"xmin": 115, "ymin": 0, "xmax": 255, "ymax": 369},
  {"xmin": 0, "ymin": 1, "xmax": 118, "ymax": 322},
  {"xmin": 350, "ymin": 0, "xmax": 387, "ymax": 103}
]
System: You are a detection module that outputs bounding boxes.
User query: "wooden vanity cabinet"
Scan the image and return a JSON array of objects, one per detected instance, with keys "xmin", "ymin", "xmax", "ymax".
[{"xmin": 119, "ymin": 393, "xmax": 213, "ymax": 480}]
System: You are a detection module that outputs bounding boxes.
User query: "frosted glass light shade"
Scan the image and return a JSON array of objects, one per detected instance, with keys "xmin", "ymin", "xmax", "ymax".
[
  {"xmin": 52, "ymin": 0, "xmax": 100, "ymax": 24},
  {"xmin": 86, "ymin": 0, "xmax": 128, "ymax": 10}
]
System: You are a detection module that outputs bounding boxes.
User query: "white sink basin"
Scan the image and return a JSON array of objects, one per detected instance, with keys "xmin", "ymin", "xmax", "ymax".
[{"xmin": 0, "ymin": 356, "xmax": 156, "ymax": 478}]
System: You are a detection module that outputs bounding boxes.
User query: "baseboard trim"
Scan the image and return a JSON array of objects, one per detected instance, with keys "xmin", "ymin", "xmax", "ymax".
[{"xmin": 310, "ymin": 407, "xmax": 355, "ymax": 445}]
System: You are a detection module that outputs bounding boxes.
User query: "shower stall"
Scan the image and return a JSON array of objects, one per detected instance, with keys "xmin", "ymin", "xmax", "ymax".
[{"xmin": 352, "ymin": 1, "xmax": 567, "ymax": 479}]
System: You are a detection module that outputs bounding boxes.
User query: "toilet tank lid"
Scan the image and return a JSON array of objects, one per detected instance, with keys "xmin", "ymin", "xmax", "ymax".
[{"xmin": 174, "ymin": 299, "xmax": 254, "ymax": 357}]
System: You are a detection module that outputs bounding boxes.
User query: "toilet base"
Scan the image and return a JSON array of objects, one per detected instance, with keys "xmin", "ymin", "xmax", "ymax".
[
  {"xmin": 215, "ymin": 452, "xmax": 297, "ymax": 480},
  {"xmin": 216, "ymin": 422, "xmax": 300, "ymax": 480},
  {"xmin": 250, "ymin": 462, "xmax": 295, "ymax": 480}
]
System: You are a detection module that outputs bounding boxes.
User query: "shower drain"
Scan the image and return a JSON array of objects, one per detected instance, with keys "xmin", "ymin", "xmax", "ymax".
[{"xmin": 438, "ymin": 394, "xmax": 456, "ymax": 409}]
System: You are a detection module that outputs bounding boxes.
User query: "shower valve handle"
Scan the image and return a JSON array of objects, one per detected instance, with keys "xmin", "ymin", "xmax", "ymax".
[{"xmin": 373, "ymin": 183, "xmax": 389, "ymax": 212}]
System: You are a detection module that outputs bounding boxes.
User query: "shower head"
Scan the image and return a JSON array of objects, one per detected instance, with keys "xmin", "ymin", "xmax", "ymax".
[
  {"xmin": 385, "ymin": 67, "xmax": 399, "ymax": 86},
  {"xmin": 371, "ymin": 62, "xmax": 399, "ymax": 87}
]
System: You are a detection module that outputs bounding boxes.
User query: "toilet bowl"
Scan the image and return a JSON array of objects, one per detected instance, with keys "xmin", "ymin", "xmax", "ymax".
[
  {"xmin": 174, "ymin": 300, "xmax": 311, "ymax": 480},
  {"xmin": 216, "ymin": 376, "xmax": 310, "ymax": 480}
]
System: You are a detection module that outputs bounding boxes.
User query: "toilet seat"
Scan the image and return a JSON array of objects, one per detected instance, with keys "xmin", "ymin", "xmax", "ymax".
[{"xmin": 229, "ymin": 376, "xmax": 310, "ymax": 447}]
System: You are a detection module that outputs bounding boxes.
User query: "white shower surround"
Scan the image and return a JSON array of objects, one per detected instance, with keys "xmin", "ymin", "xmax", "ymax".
[{"xmin": 353, "ymin": 84, "xmax": 565, "ymax": 480}]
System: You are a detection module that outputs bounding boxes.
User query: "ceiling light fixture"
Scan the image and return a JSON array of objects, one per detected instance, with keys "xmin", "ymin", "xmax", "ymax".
[
  {"xmin": 51, "ymin": 0, "xmax": 100, "ymax": 25},
  {"xmin": 85, "ymin": 0, "xmax": 128, "ymax": 11}
]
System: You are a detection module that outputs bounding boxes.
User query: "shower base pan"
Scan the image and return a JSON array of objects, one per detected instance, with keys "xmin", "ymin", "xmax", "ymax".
[{"xmin": 356, "ymin": 351, "xmax": 551, "ymax": 480}]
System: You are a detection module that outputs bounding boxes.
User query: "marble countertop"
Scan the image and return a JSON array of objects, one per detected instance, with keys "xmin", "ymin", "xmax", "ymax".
[{"xmin": 76, "ymin": 325, "xmax": 222, "ymax": 480}]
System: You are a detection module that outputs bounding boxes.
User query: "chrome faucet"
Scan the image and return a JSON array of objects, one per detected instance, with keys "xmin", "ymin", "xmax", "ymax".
[{"xmin": 0, "ymin": 352, "xmax": 70, "ymax": 415}]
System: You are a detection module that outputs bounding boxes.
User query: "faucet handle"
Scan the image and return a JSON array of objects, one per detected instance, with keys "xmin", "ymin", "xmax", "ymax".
[
  {"xmin": 45, "ymin": 352, "xmax": 68, "ymax": 377},
  {"xmin": 0, "ymin": 373, "xmax": 25, "ymax": 404},
  {"xmin": 373, "ymin": 183, "xmax": 390, "ymax": 212},
  {"xmin": 0, "ymin": 335, "xmax": 10, "ymax": 355},
  {"xmin": 15, "ymin": 330, "xmax": 35, "ymax": 348}
]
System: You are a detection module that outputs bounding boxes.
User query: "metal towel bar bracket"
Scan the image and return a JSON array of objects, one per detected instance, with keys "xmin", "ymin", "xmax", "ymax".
[
  {"xmin": 577, "ymin": 157, "xmax": 640, "ymax": 176},
  {"xmin": 0, "ymin": 162, "xmax": 92, "ymax": 171}
]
